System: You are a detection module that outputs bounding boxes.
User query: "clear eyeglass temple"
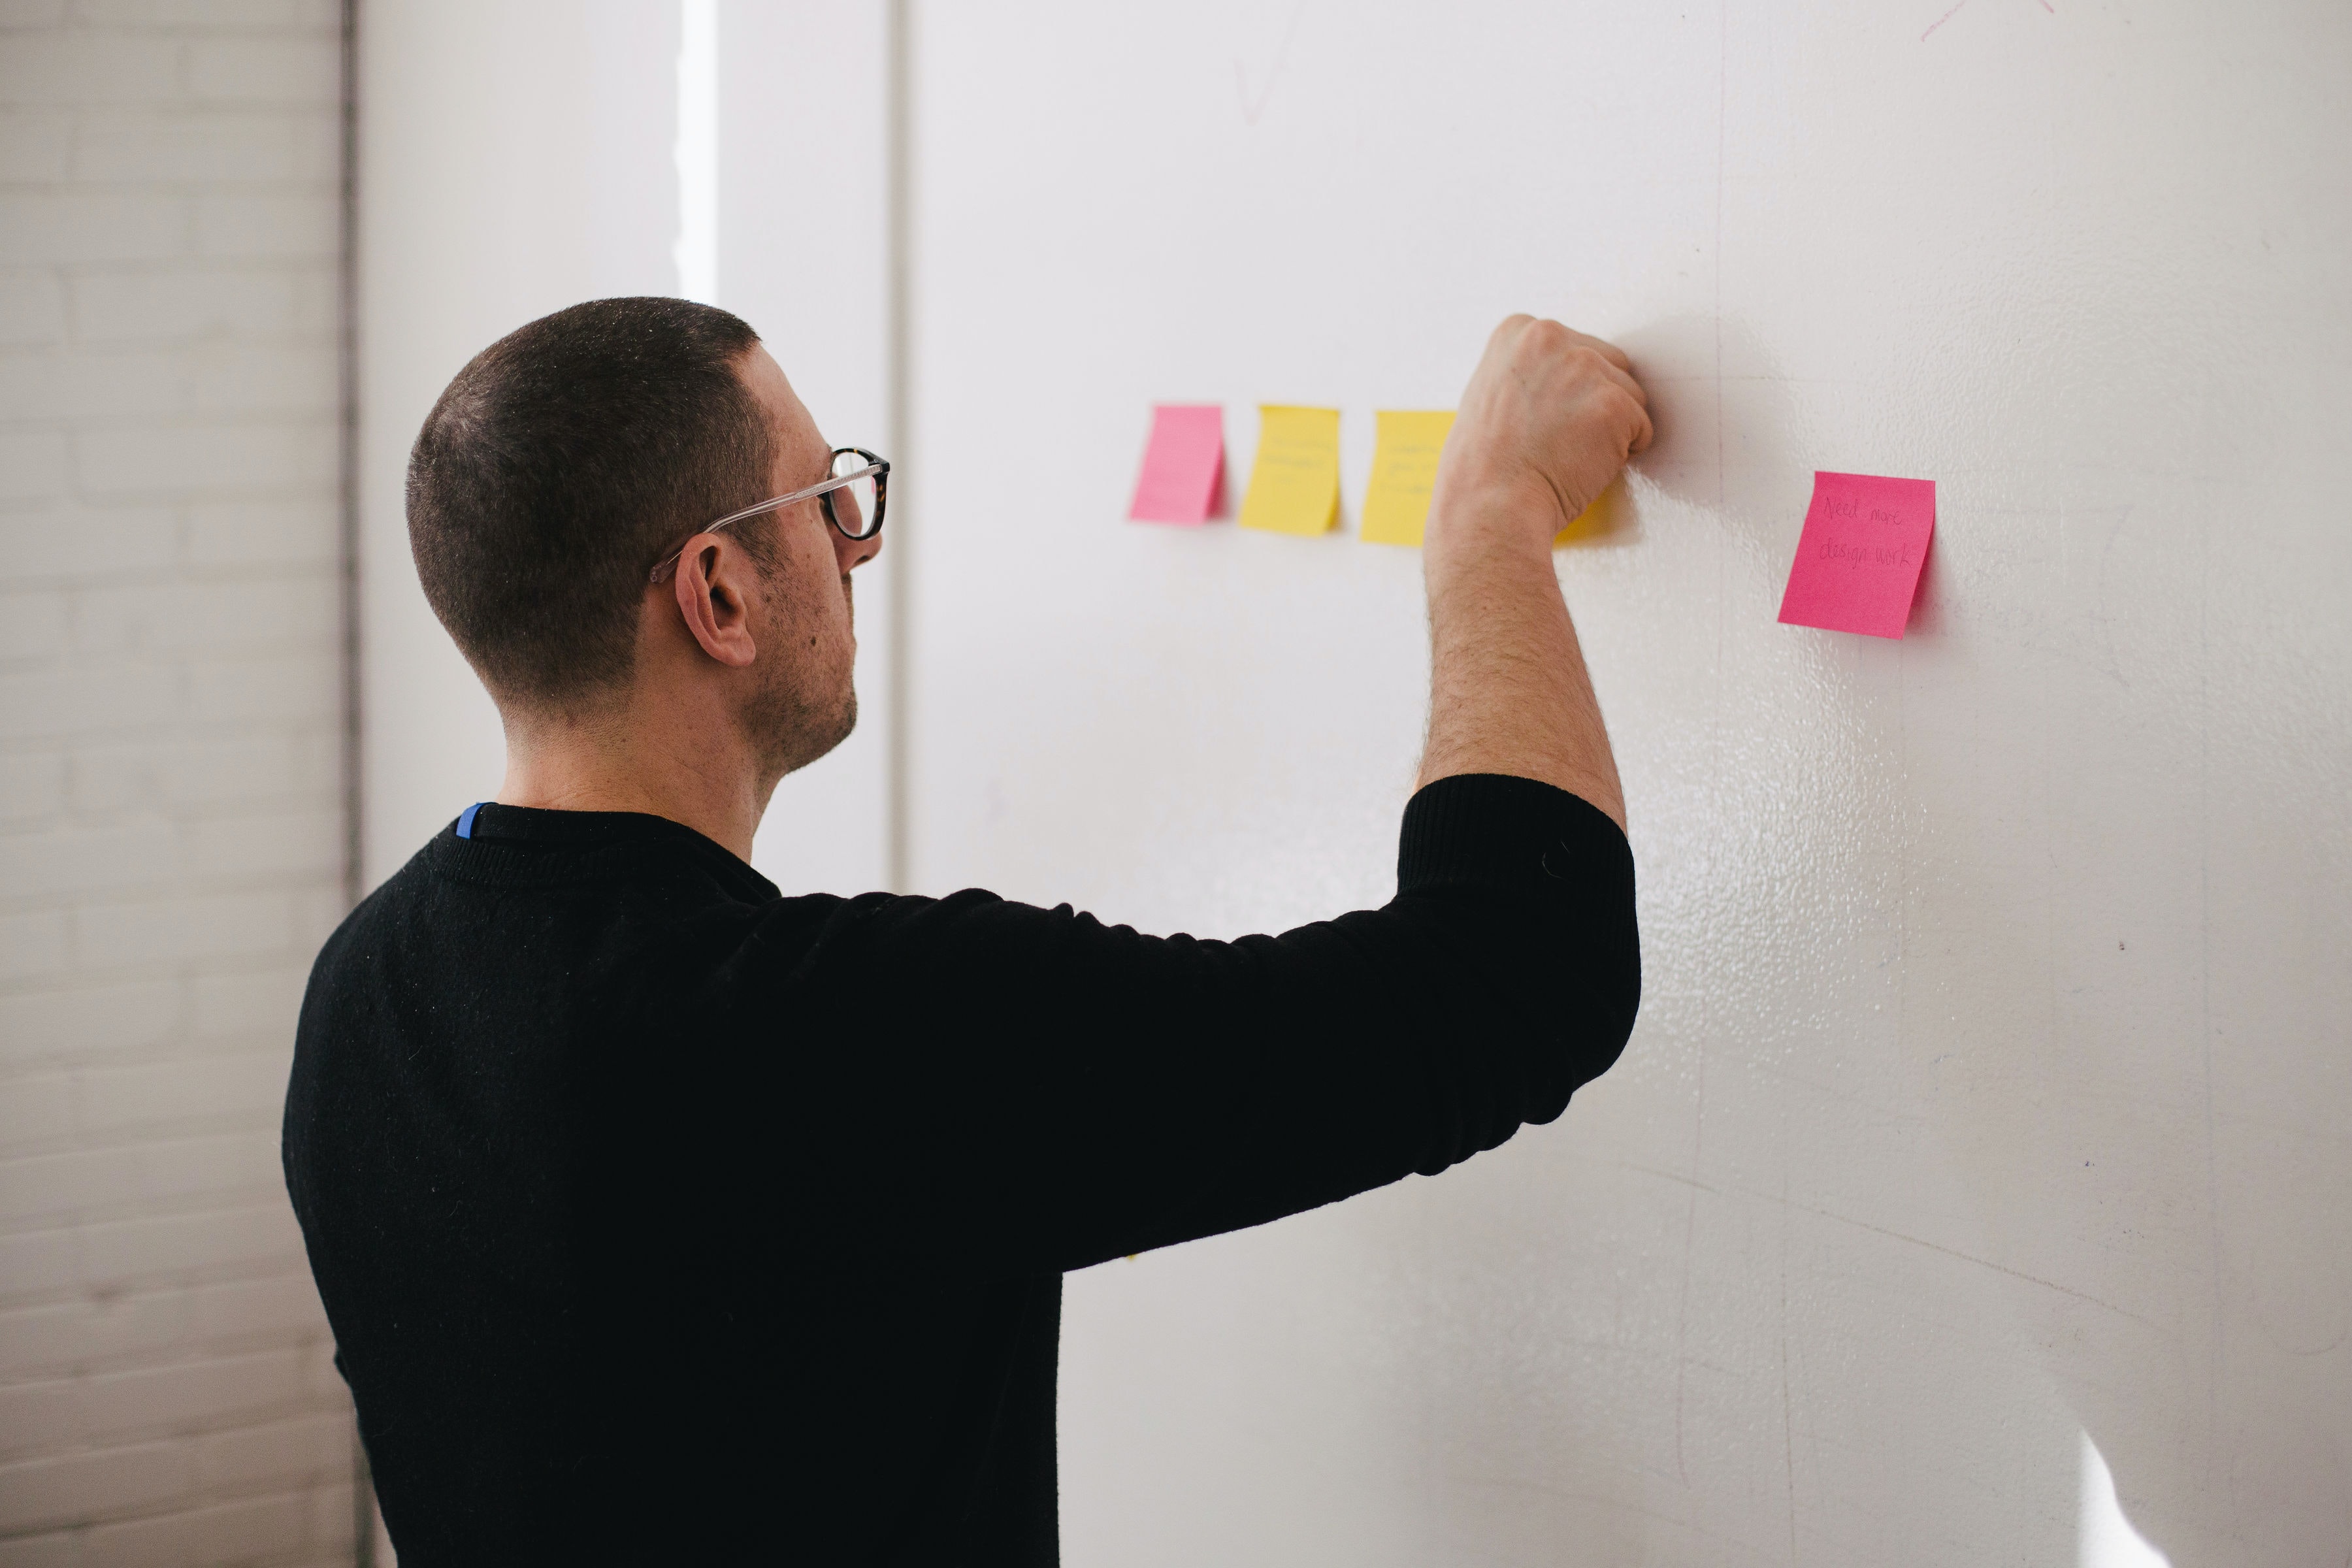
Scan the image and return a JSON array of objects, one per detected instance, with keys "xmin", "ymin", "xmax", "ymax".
[{"xmin": 647, "ymin": 462, "xmax": 885, "ymax": 585}]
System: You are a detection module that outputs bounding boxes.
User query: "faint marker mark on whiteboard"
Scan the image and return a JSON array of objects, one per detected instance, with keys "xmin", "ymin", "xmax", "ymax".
[
  {"xmin": 1922, "ymin": 0, "xmax": 2055, "ymax": 41},
  {"xmin": 1235, "ymin": 0, "xmax": 1307, "ymax": 125}
]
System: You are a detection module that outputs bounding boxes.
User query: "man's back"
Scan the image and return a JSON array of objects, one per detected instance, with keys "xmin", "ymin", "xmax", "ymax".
[{"xmin": 286, "ymin": 782, "xmax": 1635, "ymax": 1563}]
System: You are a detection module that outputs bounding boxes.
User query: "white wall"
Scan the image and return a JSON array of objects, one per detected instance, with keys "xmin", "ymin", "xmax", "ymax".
[
  {"xmin": 357, "ymin": 0, "xmax": 894, "ymax": 896},
  {"xmin": 0, "ymin": 1, "xmax": 359, "ymax": 1559},
  {"xmin": 902, "ymin": 3, "xmax": 2351, "ymax": 1565}
]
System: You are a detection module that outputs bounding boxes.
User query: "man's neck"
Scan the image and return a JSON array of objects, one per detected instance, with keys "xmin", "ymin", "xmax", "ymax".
[{"xmin": 495, "ymin": 691, "xmax": 771, "ymax": 862}]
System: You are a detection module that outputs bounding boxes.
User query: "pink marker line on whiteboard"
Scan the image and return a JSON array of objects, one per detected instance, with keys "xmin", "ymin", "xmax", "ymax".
[
  {"xmin": 1776, "ymin": 471, "xmax": 1936, "ymax": 639},
  {"xmin": 1127, "ymin": 404, "xmax": 1224, "ymax": 525}
]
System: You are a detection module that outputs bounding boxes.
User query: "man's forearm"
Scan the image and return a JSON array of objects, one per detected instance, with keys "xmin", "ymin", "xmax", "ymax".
[
  {"xmin": 1416, "ymin": 507, "xmax": 1625, "ymax": 830},
  {"xmin": 1411, "ymin": 317, "xmax": 1649, "ymax": 832}
]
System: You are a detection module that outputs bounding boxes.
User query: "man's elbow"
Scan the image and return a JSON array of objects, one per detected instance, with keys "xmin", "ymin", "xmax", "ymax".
[{"xmin": 1529, "ymin": 911, "xmax": 1641, "ymax": 1112}]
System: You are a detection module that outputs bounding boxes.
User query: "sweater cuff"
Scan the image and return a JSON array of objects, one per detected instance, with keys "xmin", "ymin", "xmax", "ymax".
[{"xmin": 1397, "ymin": 773, "xmax": 1631, "ymax": 897}]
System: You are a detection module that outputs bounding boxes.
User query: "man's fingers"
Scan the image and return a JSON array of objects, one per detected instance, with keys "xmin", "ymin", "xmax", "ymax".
[
  {"xmin": 1593, "ymin": 357, "xmax": 1648, "ymax": 409},
  {"xmin": 1488, "ymin": 314, "xmax": 1537, "ymax": 358},
  {"xmin": 1514, "ymin": 327, "xmax": 1644, "ymax": 408},
  {"xmin": 1490, "ymin": 316, "xmax": 1633, "ymax": 370},
  {"xmin": 1568, "ymin": 330, "xmax": 1635, "ymax": 374},
  {"xmin": 1526, "ymin": 320, "xmax": 1633, "ymax": 374},
  {"xmin": 1624, "ymin": 396, "xmax": 1656, "ymax": 456},
  {"xmin": 1473, "ymin": 312, "xmax": 1652, "ymax": 476}
]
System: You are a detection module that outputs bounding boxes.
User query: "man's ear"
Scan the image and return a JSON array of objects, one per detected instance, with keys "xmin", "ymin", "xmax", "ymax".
[{"xmin": 669, "ymin": 536, "xmax": 760, "ymax": 668}]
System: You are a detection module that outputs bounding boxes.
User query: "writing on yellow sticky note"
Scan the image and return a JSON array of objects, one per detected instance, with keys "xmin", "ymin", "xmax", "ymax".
[
  {"xmin": 1238, "ymin": 405, "xmax": 1339, "ymax": 536},
  {"xmin": 1360, "ymin": 410, "xmax": 1456, "ymax": 546}
]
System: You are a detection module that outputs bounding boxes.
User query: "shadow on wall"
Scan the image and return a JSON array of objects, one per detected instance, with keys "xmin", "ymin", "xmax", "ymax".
[{"xmin": 1614, "ymin": 314, "xmax": 1793, "ymax": 520}]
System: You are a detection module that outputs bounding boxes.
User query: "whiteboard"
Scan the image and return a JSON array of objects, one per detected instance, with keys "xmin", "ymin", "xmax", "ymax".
[{"xmin": 899, "ymin": 3, "xmax": 2352, "ymax": 1563}]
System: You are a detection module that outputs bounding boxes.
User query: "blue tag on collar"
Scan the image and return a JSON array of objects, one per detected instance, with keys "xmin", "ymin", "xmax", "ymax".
[{"xmin": 455, "ymin": 801, "xmax": 485, "ymax": 840}]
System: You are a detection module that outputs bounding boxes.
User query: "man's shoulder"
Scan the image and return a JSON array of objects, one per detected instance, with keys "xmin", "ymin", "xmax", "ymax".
[
  {"xmin": 297, "ymin": 823, "xmax": 906, "ymax": 1011},
  {"xmin": 293, "ymin": 832, "xmax": 449, "ymax": 1046}
]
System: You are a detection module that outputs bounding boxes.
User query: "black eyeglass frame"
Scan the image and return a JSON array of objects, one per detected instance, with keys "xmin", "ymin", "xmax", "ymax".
[{"xmin": 648, "ymin": 446, "xmax": 890, "ymax": 585}]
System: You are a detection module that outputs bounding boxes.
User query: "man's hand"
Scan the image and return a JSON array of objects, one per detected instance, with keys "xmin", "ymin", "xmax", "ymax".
[
  {"xmin": 1414, "ymin": 318, "xmax": 1651, "ymax": 830},
  {"xmin": 1429, "ymin": 316, "xmax": 1653, "ymax": 555}
]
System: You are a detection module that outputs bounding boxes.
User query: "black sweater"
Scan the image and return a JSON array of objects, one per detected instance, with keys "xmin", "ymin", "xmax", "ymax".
[{"xmin": 282, "ymin": 773, "xmax": 1639, "ymax": 1565}]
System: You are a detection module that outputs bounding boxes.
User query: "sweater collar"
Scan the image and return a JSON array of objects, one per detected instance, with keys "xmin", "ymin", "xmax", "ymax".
[{"xmin": 440, "ymin": 802, "xmax": 781, "ymax": 902}]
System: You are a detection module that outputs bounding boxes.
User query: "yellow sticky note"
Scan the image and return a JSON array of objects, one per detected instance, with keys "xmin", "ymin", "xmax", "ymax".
[
  {"xmin": 1359, "ymin": 410, "xmax": 1456, "ymax": 546},
  {"xmin": 1237, "ymin": 405, "xmax": 1340, "ymax": 536},
  {"xmin": 1554, "ymin": 483, "xmax": 1616, "ymax": 546}
]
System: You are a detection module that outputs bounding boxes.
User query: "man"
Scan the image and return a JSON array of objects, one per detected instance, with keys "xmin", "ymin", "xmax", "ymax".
[{"xmin": 284, "ymin": 295, "xmax": 1652, "ymax": 1563}]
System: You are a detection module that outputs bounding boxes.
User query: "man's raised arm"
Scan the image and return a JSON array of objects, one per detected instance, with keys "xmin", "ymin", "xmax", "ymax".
[
  {"xmin": 769, "ymin": 318, "xmax": 1656, "ymax": 1277},
  {"xmin": 1418, "ymin": 316, "xmax": 1654, "ymax": 828}
]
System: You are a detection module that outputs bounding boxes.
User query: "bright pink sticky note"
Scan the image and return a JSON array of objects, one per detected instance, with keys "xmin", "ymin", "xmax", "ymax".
[
  {"xmin": 1777, "ymin": 471, "xmax": 1936, "ymax": 639},
  {"xmin": 1127, "ymin": 404, "xmax": 1224, "ymax": 524}
]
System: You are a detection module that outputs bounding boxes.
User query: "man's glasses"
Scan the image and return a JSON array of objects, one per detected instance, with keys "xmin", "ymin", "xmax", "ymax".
[{"xmin": 649, "ymin": 446, "xmax": 889, "ymax": 585}]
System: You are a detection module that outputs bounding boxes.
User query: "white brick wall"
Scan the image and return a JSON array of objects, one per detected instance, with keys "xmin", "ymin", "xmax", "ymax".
[{"xmin": 0, "ymin": 1, "xmax": 354, "ymax": 1563}]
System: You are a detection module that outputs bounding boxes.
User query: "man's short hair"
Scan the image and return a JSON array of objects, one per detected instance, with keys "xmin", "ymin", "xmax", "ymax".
[{"xmin": 408, "ymin": 297, "xmax": 774, "ymax": 706}]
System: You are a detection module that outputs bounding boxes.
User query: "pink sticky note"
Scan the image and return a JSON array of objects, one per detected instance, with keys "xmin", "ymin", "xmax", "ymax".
[
  {"xmin": 1127, "ymin": 404, "xmax": 1224, "ymax": 524},
  {"xmin": 1777, "ymin": 471, "xmax": 1936, "ymax": 639}
]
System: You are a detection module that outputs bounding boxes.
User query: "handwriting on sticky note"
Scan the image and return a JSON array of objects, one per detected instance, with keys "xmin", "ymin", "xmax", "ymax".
[
  {"xmin": 1127, "ymin": 404, "xmax": 1224, "ymax": 524},
  {"xmin": 1777, "ymin": 472, "xmax": 1935, "ymax": 639},
  {"xmin": 1238, "ymin": 405, "xmax": 1340, "ymax": 536},
  {"xmin": 1360, "ymin": 410, "xmax": 1454, "ymax": 547}
]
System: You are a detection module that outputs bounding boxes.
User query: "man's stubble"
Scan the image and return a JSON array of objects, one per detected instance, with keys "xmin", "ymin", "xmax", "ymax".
[{"xmin": 749, "ymin": 567, "xmax": 858, "ymax": 779}]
